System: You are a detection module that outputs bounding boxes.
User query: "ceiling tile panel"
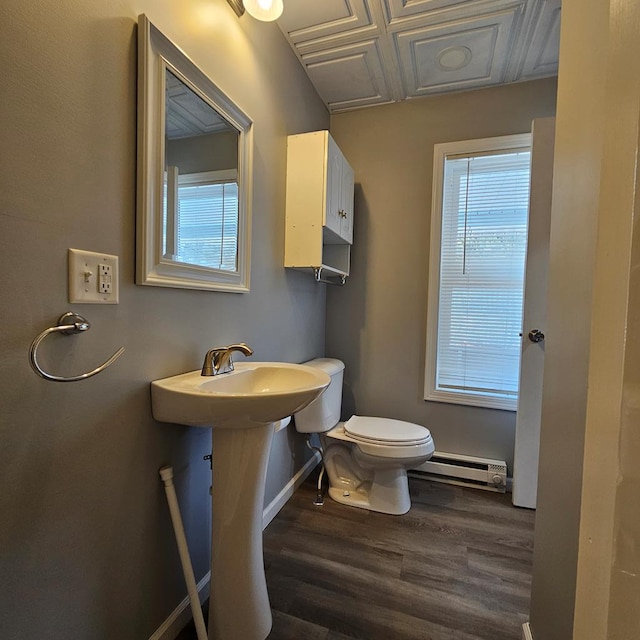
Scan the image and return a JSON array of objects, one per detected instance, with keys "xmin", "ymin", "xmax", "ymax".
[
  {"xmin": 400, "ymin": 26, "xmax": 498, "ymax": 94},
  {"xmin": 276, "ymin": 0, "xmax": 560, "ymax": 112},
  {"xmin": 166, "ymin": 73, "xmax": 229, "ymax": 137},
  {"xmin": 394, "ymin": 7, "xmax": 519, "ymax": 97},
  {"xmin": 383, "ymin": 0, "xmax": 526, "ymax": 30},
  {"xmin": 278, "ymin": 0, "xmax": 377, "ymax": 47},
  {"xmin": 384, "ymin": 0, "xmax": 490, "ymax": 23},
  {"xmin": 302, "ymin": 40, "xmax": 393, "ymax": 111},
  {"xmin": 518, "ymin": 0, "xmax": 561, "ymax": 79}
]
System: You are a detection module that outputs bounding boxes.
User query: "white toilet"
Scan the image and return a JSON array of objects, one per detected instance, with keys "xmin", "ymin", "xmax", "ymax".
[{"xmin": 294, "ymin": 358, "xmax": 435, "ymax": 515}]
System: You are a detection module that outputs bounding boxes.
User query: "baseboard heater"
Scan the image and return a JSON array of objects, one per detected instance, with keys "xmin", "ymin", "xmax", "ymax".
[{"xmin": 410, "ymin": 451, "xmax": 508, "ymax": 493}]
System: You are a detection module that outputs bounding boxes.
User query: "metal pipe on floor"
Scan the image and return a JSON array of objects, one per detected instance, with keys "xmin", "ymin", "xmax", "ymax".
[
  {"xmin": 305, "ymin": 436, "xmax": 325, "ymax": 505},
  {"xmin": 159, "ymin": 466, "xmax": 208, "ymax": 640}
]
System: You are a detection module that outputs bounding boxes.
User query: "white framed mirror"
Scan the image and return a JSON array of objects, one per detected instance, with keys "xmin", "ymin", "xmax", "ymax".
[{"xmin": 137, "ymin": 14, "xmax": 253, "ymax": 292}]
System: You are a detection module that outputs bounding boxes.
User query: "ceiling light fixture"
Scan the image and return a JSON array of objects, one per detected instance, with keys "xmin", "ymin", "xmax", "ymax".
[
  {"xmin": 226, "ymin": 0, "xmax": 284, "ymax": 22},
  {"xmin": 227, "ymin": 0, "xmax": 245, "ymax": 17}
]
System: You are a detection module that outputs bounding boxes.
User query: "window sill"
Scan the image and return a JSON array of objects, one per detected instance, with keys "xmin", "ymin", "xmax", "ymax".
[{"xmin": 425, "ymin": 388, "xmax": 517, "ymax": 412}]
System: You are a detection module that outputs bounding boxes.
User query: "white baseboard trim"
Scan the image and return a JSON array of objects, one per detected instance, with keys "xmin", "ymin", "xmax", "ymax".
[
  {"xmin": 149, "ymin": 571, "xmax": 210, "ymax": 640},
  {"xmin": 150, "ymin": 452, "xmax": 321, "ymax": 640},
  {"xmin": 522, "ymin": 622, "xmax": 534, "ymax": 640},
  {"xmin": 262, "ymin": 451, "xmax": 321, "ymax": 530}
]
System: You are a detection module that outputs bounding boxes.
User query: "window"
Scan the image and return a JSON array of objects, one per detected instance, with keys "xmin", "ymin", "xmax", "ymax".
[
  {"xmin": 163, "ymin": 169, "xmax": 239, "ymax": 272},
  {"xmin": 425, "ymin": 134, "xmax": 532, "ymax": 411}
]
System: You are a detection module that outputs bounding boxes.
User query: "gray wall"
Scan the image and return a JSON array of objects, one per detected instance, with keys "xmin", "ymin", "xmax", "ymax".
[
  {"xmin": 0, "ymin": 1, "xmax": 327, "ymax": 638},
  {"xmin": 327, "ymin": 77, "xmax": 558, "ymax": 471},
  {"xmin": 167, "ymin": 131, "xmax": 239, "ymax": 174}
]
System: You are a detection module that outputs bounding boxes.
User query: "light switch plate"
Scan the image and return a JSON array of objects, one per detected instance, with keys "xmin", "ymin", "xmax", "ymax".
[{"xmin": 68, "ymin": 249, "xmax": 119, "ymax": 304}]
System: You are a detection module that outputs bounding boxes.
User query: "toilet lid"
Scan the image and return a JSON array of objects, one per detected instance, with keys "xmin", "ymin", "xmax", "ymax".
[{"xmin": 344, "ymin": 416, "xmax": 431, "ymax": 446}]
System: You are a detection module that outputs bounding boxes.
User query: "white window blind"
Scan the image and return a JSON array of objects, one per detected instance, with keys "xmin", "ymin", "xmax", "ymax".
[
  {"xmin": 426, "ymin": 136, "xmax": 531, "ymax": 411},
  {"xmin": 176, "ymin": 180, "xmax": 238, "ymax": 271},
  {"xmin": 163, "ymin": 170, "xmax": 239, "ymax": 272}
]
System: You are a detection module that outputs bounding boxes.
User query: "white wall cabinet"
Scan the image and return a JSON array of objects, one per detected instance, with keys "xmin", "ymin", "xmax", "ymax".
[{"xmin": 284, "ymin": 130, "xmax": 354, "ymax": 283}]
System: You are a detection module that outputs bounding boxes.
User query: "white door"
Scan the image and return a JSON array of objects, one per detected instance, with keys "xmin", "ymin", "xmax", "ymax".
[{"xmin": 512, "ymin": 117, "xmax": 556, "ymax": 509}]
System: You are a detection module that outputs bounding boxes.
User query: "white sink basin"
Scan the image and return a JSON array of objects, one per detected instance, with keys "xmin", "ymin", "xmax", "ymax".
[
  {"xmin": 151, "ymin": 361, "xmax": 329, "ymax": 640},
  {"xmin": 151, "ymin": 362, "xmax": 330, "ymax": 429}
]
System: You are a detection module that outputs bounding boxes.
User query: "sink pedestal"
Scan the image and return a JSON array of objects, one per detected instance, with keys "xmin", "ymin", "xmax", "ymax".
[
  {"xmin": 150, "ymin": 363, "xmax": 331, "ymax": 640},
  {"xmin": 208, "ymin": 424, "xmax": 274, "ymax": 640}
]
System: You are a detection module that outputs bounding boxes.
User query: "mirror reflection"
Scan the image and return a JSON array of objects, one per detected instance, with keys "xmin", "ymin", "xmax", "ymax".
[
  {"xmin": 164, "ymin": 70, "xmax": 240, "ymax": 272},
  {"xmin": 137, "ymin": 14, "xmax": 252, "ymax": 293}
]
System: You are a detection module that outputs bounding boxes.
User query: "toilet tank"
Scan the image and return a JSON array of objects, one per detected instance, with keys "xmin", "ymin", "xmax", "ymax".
[{"xmin": 294, "ymin": 358, "xmax": 345, "ymax": 433}]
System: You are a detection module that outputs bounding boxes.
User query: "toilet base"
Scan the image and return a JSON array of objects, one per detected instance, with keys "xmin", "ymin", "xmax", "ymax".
[{"xmin": 327, "ymin": 467, "xmax": 412, "ymax": 515}]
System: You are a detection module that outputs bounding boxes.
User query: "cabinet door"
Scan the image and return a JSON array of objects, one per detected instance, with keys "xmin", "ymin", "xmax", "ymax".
[
  {"xmin": 325, "ymin": 135, "xmax": 343, "ymax": 238},
  {"xmin": 339, "ymin": 158, "xmax": 354, "ymax": 244}
]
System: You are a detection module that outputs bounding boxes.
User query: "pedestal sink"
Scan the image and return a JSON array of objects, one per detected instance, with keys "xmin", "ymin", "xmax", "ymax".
[{"xmin": 151, "ymin": 362, "xmax": 330, "ymax": 640}]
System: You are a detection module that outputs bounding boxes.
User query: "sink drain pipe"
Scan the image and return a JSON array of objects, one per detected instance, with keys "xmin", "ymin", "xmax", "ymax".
[
  {"xmin": 159, "ymin": 466, "xmax": 208, "ymax": 640},
  {"xmin": 305, "ymin": 436, "xmax": 325, "ymax": 506}
]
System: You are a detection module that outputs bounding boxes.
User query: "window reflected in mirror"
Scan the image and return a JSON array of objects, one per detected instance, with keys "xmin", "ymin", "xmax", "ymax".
[{"xmin": 164, "ymin": 70, "xmax": 240, "ymax": 272}]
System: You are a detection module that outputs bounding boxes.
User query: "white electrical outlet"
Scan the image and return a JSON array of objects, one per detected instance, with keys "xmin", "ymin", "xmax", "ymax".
[
  {"xmin": 98, "ymin": 264, "xmax": 112, "ymax": 294},
  {"xmin": 69, "ymin": 249, "xmax": 119, "ymax": 304}
]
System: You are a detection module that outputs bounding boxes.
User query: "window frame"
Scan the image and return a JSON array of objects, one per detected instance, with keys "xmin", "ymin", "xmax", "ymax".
[
  {"xmin": 424, "ymin": 133, "xmax": 532, "ymax": 412},
  {"xmin": 173, "ymin": 169, "xmax": 239, "ymax": 271},
  {"xmin": 163, "ymin": 169, "xmax": 239, "ymax": 268}
]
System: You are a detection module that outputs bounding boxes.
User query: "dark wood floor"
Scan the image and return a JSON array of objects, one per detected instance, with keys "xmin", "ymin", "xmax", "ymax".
[{"xmin": 178, "ymin": 475, "xmax": 535, "ymax": 640}]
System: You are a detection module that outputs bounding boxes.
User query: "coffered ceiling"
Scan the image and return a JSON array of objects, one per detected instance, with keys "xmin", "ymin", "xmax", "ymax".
[
  {"xmin": 166, "ymin": 71, "xmax": 232, "ymax": 139},
  {"xmin": 276, "ymin": 0, "xmax": 561, "ymax": 112}
]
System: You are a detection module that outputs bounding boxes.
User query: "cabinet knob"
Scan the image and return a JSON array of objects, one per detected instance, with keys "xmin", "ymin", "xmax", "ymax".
[{"xmin": 338, "ymin": 209, "xmax": 347, "ymax": 218}]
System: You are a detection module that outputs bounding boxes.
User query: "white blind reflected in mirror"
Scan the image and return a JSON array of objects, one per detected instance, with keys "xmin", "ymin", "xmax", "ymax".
[
  {"xmin": 163, "ymin": 170, "xmax": 239, "ymax": 271},
  {"xmin": 436, "ymin": 149, "xmax": 531, "ymax": 401}
]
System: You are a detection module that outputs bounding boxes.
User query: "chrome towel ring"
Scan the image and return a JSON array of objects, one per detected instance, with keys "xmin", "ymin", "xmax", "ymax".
[{"xmin": 29, "ymin": 312, "xmax": 125, "ymax": 382}]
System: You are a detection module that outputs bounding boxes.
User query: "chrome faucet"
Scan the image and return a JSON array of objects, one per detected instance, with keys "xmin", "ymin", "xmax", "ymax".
[{"xmin": 201, "ymin": 343, "xmax": 254, "ymax": 376}]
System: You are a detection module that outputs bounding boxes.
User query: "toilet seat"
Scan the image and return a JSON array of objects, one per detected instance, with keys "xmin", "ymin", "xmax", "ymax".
[
  {"xmin": 344, "ymin": 415, "xmax": 432, "ymax": 446},
  {"xmin": 326, "ymin": 417, "xmax": 434, "ymax": 460}
]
